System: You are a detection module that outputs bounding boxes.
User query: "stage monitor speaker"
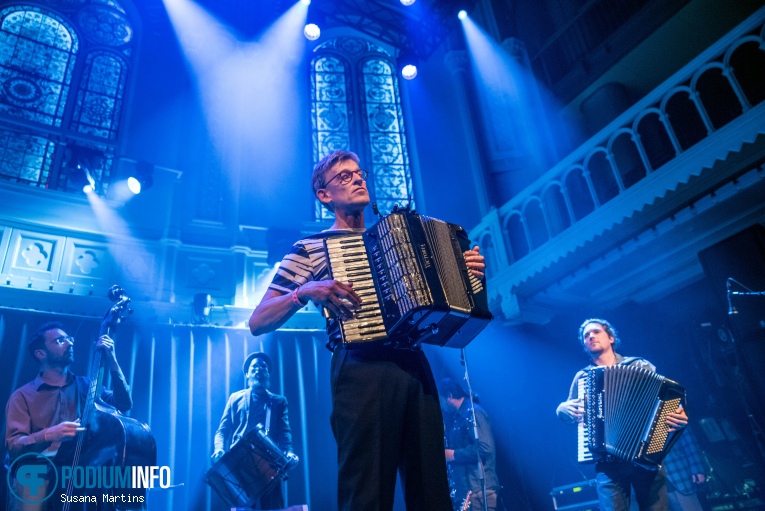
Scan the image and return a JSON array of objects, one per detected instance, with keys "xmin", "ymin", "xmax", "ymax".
[
  {"xmin": 551, "ymin": 480, "xmax": 599, "ymax": 511},
  {"xmin": 697, "ymin": 224, "xmax": 765, "ymax": 343}
]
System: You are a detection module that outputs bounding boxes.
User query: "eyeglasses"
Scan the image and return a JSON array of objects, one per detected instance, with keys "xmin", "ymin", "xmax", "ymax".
[
  {"xmin": 50, "ymin": 335, "xmax": 75, "ymax": 345},
  {"xmin": 321, "ymin": 169, "xmax": 369, "ymax": 188}
]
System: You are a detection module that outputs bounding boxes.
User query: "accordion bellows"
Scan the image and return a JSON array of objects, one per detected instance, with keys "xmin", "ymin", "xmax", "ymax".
[
  {"xmin": 578, "ymin": 364, "xmax": 685, "ymax": 468},
  {"xmin": 325, "ymin": 210, "xmax": 493, "ymax": 349}
]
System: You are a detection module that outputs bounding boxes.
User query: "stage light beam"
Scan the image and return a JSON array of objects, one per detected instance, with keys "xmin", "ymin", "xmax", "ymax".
[
  {"xmin": 458, "ymin": 10, "xmax": 468, "ymax": 20},
  {"xmin": 163, "ymin": 0, "xmax": 311, "ymax": 216},
  {"xmin": 459, "ymin": 12, "xmax": 576, "ymax": 192}
]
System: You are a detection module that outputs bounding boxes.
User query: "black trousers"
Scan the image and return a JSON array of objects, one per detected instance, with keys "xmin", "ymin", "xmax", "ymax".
[
  {"xmin": 595, "ymin": 462, "xmax": 668, "ymax": 511},
  {"xmin": 330, "ymin": 345, "xmax": 453, "ymax": 511}
]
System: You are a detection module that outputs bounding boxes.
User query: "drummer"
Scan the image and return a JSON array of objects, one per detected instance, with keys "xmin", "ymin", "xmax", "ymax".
[{"xmin": 211, "ymin": 352, "xmax": 298, "ymax": 509}]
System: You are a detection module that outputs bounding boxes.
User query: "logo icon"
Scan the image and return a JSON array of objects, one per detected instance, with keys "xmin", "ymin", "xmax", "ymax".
[{"xmin": 7, "ymin": 452, "xmax": 58, "ymax": 504}]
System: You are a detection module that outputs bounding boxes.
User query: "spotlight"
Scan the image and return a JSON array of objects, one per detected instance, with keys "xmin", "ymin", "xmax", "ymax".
[
  {"xmin": 64, "ymin": 145, "xmax": 100, "ymax": 194},
  {"xmin": 400, "ymin": 0, "xmax": 416, "ymax": 5},
  {"xmin": 303, "ymin": 23, "xmax": 320, "ymax": 41},
  {"xmin": 398, "ymin": 50, "xmax": 419, "ymax": 80},
  {"xmin": 72, "ymin": 165, "xmax": 96, "ymax": 193},
  {"xmin": 126, "ymin": 160, "xmax": 154, "ymax": 195},
  {"xmin": 300, "ymin": 0, "xmax": 311, "ymax": 4},
  {"xmin": 401, "ymin": 64, "xmax": 418, "ymax": 80},
  {"xmin": 127, "ymin": 177, "xmax": 141, "ymax": 194},
  {"xmin": 458, "ymin": 10, "xmax": 468, "ymax": 19}
]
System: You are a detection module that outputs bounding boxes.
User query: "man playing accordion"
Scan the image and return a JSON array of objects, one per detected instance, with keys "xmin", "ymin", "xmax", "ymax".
[{"xmin": 557, "ymin": 318, "xmax": 688, "ymax": 511}]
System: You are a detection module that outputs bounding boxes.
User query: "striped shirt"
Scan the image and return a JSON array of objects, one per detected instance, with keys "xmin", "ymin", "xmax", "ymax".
[
  {"xmin": 268, "ymin": 229, "xmax": 365, "ymax": 349},
  {"xmin": 268, "ymin": 229, "xmax": 365, "ymax": 294}
]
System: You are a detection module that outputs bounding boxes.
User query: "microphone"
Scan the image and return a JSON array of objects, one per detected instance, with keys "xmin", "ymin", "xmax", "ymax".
[
  {"xmin": 372, "ymin": 202, "xmax": 381, "ymax": 218},
  {"xmin": 727, "ymin": 280, "xmax": 737, "ymax": 315}
]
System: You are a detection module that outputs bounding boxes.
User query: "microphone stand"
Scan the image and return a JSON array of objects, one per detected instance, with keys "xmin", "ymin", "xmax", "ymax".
[
  {"xmin": 461, "ymin": 348, "xmax": 488, "ymax": 511},
  {"xmin": 727, "ymin": 277, "xmax": 765, "ymax": 316},
  {"xmin": 724, "ymin": 278, "xmax": 765, "ymax": 461}
]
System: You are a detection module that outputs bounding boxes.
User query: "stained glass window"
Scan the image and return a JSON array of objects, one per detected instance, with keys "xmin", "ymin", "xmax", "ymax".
[
  {"xmin": 310, "ymin": 37, "xmax": 413, "ymax": 221},
  {"xmin": 362, "ymin": 58, "xmax": 412, "ymax": 215},
  {"xmin": 311, "ymin": 54, "xmax": 351, "ymax": 221},
  {"xmin": 0, "ymin": 8, "xmax": 76, "ymax": 127},
  {"xmin": 70, "ymin": 51, "xmax": 127, "ymax": 139},
  {"xmin": 0, "ymin": 2, "xmax": 134, "ymax": 192},
  {"xmin": 0, "ymin": 129, "xmax": 55, "ymax": 185}
]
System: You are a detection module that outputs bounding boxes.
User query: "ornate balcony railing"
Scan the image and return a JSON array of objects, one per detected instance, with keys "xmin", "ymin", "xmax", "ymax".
[{"xmin": 470, "ymin": 6, "xmax": 765, "ymax": 322}]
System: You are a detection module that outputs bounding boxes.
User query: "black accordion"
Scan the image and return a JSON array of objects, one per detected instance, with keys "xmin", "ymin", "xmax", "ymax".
[
  {"xmin": 324, "ymin": 210, "xmax": 493, "ymax": 349},
  {"xmin": 577, "ymin": 364, "xmax": 685, "ymax": 468}
]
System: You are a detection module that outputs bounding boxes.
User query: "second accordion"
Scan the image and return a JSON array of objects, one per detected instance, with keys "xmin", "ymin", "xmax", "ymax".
[
  {"xmin": 577, "ymin": 363, "xmax": 685, "ymax": 468},
  {"xmin": 325, "ymin": 210, "xmax": 493, "ymax": 349}
]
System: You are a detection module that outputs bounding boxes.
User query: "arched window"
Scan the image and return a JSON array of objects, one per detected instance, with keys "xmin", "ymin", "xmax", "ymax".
[
  {"xmin": 310, "ymin": 36, "xmax": 413, "ymax": 221},
  {"xmin": 0, "ymin": 2, "xmax": 135, "ymax": 193},
  {"xmin": 71, "ymin": 51, "xmax": 129, "ymax": 139}
]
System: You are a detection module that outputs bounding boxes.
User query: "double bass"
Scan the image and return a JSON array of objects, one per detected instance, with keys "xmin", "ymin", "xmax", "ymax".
[{"xmin": 55, "ymin": 286, "xmax": 156, "ymax": 509}]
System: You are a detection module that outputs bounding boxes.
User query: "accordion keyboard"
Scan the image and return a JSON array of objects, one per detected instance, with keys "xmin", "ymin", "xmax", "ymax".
[
  {"xmin": 325, "ymin": 234, "xmax": 387, "ymax": 343},
  {"xmin": 577, "ymin": 377, "xmax": 593, "ymax": 463}
]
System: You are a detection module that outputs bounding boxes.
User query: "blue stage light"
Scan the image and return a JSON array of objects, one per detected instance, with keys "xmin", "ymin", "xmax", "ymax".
[
  {"xmin": 458, "ymin": 10, "xmax": 468, "ymax": 20},
  {"xmin": 400, "ymin": 0, "xmax": 416, "ymax": 5},
  {"xmin": 64, "ymin": 145, "xmax": 99, "ymax": 194},
  {"xmin": 401, "ymin": 64, "xmax": 418, "ymax": 80},
  {"xmin": 304, "ymin": 23, "xmax": 320, "ymax": 41},
  {"xmin": 127, "ymin": 177, "xmax": 142, "ymax": 195},
  {"xmin": 127, "ymin": 161, "xmax": 154, "ymax": 195},
  {"xmin": 70, "ymin": 165, "xmax": 95, "ymax": 193}
]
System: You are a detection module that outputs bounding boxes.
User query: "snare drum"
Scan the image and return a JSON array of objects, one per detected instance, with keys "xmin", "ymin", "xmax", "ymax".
[{"xmin": 205, "ymin": 425, "xmax": 297, "ymax": 508}]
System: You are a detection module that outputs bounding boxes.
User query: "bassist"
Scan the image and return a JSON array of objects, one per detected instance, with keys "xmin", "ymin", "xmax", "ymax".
[{"xmin": 5, "ymin": 321, "xmax": 132, "ymax": 510}]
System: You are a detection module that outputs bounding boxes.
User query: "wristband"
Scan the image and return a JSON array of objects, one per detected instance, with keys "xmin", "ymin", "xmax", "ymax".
[{"xmin": 292, "ymin": 288, "xmax": 307, "ymax": 307}]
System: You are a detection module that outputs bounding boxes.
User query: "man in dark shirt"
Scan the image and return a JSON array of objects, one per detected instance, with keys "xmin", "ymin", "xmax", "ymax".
[
  {"xmin": 211, "ymin": 352, "xmax": 296, "ymax": 510},
  {"xmin": 4, "ymin": 321, "xmax": 132, "ymax": 509},
  {"xmin": 439, "ymin": 378, "xmax": 499, "ymax": 511}
]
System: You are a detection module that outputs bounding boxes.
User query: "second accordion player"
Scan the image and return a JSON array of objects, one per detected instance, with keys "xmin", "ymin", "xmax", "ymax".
[
  {"xmin": 324, "ymin": 209, "xmax": 493, "ymax": 349},
  {"xmin": 577, "ymin": 363, "xmax": 686, "ymax": 468}
]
